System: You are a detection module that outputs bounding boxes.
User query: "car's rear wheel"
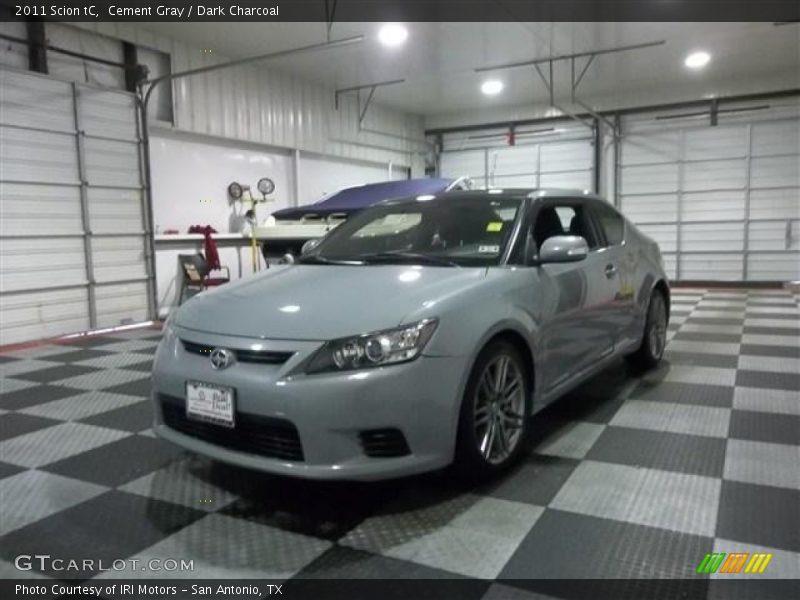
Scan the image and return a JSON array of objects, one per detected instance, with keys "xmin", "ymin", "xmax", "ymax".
[
  {"xmin": 627, "ymin": 288, "xmax": 668, "ymax": 371},
  {"xmin": 454, "ymin": 340, "xmax": 531, "ymax": 478}
]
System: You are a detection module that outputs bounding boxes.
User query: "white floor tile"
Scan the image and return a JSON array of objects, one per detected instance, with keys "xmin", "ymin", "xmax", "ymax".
[{"xmin": 550, "ymin": 461, "xmax": 721, "ymax": 536}]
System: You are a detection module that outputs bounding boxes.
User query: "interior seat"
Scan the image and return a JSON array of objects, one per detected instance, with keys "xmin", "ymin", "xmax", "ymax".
[{"xmin": 532, "ymin": 208, "xmax": 564, "ymax": 250}]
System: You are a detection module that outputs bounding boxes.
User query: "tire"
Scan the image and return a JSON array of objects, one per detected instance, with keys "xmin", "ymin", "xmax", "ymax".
[
  {"xmin": 453, "ymin": 340, "xmax": 532, "ymax": 479},
  {"xmin": 626, "ymin": 288, "xmax": 668, "ymax": 371}
]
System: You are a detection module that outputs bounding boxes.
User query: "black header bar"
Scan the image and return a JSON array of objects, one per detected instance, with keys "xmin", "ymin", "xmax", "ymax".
[{"xmin": 2, "ymin": 0, "xmax": 800, "ymax": 22}]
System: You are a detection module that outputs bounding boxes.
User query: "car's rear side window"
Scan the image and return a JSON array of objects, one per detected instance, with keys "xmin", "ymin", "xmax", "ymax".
[{"xmin": 593, "ymin": 202, "xmax": 625, "ymax": 246}]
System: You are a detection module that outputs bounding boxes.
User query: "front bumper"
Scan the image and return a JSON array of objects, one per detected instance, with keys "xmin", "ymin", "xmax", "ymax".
[{"xmin": 152, "ymin": 325, "xmax": 468, "ymax": 481}]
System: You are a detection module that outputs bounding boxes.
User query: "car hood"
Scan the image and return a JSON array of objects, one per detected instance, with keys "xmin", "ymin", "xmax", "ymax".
[{"xmin": 173, "ymin": 264, "xmax": 487, "ymax": 341}]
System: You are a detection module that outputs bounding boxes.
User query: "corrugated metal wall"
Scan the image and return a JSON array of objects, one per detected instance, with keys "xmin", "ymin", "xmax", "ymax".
[
  {"xmin": 0, "ymin": 66, "xmax": 150, "ymax": 344},
  {"xmin": 620, "ymin": 98, "xmax": 800, "ymax": 282},
  {"xmin": 438, "ymin": 121, "xmax": 595, "ymax": 191},
  {"xmin": 69, "ymin": 23, "xmax": 425, "ymax": 171}
]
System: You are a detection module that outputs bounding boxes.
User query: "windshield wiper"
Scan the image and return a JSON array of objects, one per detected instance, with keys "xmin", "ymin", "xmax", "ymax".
[{"xmin": 353, "ymin": 252, "xmax": 460, "ymax": 267}]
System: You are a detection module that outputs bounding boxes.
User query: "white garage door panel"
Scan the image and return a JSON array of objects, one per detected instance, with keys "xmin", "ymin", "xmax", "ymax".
[
  {"xmin": 751, "ymin": 155, "xmax": 799, "ymax": 189},
  {"xmin": 680, "ymin": 254, "xmax": 743, "ymax": 280},
  {"xmin": 88, "ymin": 188, "xmax": 145, "ymax": 234},
  {"xmin": 621, "ymin": 133, "xmax": 679, "ymax": 165},
  {"xmin": 539, "ymin": 170, "xmax": 592, "ymax": 190},
  {"xmin": 620, "ymin": 194, "xmax": 677, "ymax": 224},
  {"xmin": 84, "ymin": 138, "xmax": 141, "ymax": 188},
  {"xmin": 79, "ymin": 88, "xmax": 138, "ymax": 141},
  {"xmin": 491, "ymin": 174, "xmax": 538, "ymax": 188},
  {"xmin": 636, "ymin": 223, "xmax": 677, "ymax": 252},
  {"xmin": 95, "ymin": 282, "xmax": 149, "ymax": 328},
  {"xmin": 751, "ymin": 121, "xmax": 800, "ymax": 156},
  {"xmin": 440, "ymin": 130, "xmax": 594, "ymax": 192},
  {"xmin": 747, "ymin": 253, "xmax": 800, "ymax": 281},
  {"xmin": 1, "ymin": 66, "xmax": 151, "ymax": 342},
  {"xmin": 0, "ymin": 69, "xmax": 74, "ymax": 132},
  {"xmin": 440, "ymin": 149, "xmax": 486, "ymax": 186},
  {"xmin": 0, "ymin": 127, "xmax": 78, "ymax": 184},
  {"xmin": 662, "ymin": 256, "xmax": 678, "ymax": 280},
  {"xmin": 91, "ymin": 237, "xmax": 147, "ymax": 283},
  {"xmin": 491, "ymin": 145, "xmax": 537, "ymax": 177},
  {"xmin": 540, "ymin": 141, "xmax": 592, "ymax": 172},
  {"xmin": 682, "ymin": 190, "xmax": 746, "ymax": 222},
  {"xmin": 0, "ymin": 183, "xmax": 83, "ymax": 236},
  {"xmin": 0, "ymin": 238, "xmax": 87, "ymax": 292},
  {"xmin": 748, "ymin": 220, "xmax": 800, "ymax": 251},
  {"xmin": 621, "ymin": 163, "xmax": 678, "ymax": 194},
  {"xmin": 681, "ymin": 222, "xmax": 744, "ymax": 252},
  {"xmin": 683, "ymin": 159, "xmax": 747, "ymax": 191},
  {"xmin": 622, "ymin": 102, "xmax": 799, "ymax": 282},
  {"xmin": 0, "ymin": 288, "xmax": 90, "ymax": 345},
  {"xmin": 749, "ymin": 189, "xmax": 800, "ymax": 221},
  {"xmin": 684, "ymin": 126, "xmax": 747, "ymax": 160}
]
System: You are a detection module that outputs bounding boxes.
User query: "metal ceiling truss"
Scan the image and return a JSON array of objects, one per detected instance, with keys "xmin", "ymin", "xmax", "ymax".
[
  {"xmin": 334, "ymin": 78, "xmax": 406, "ymax": 125},
  {"xmin": 333, "ymin": 79, "xmax": 433, "ymax": 151},
  {"xmin": 476, "ymin": 40, "xmax": 666, "ymax": 137}
]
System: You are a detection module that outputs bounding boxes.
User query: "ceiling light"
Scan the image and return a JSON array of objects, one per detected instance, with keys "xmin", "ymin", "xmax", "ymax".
[
  {"xmin": 481, "ymin": 80, "xmax": 504, "ymax": 96},
  {"xmin": 378, "ymin": 24, "xmax": 408, "ymax": 47},
  {"xmin": 685, "ymin": 51, "xmax": 711, "ymax": 69}
]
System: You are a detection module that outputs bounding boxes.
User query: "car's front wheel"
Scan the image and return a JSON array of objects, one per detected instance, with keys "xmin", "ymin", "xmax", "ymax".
[
  {"xmin": 454, "ymin": 340, "xmax": 531, "ymax": 478},
  {"xmin": 627, "ymin": 288, "xmax": 668, "ymax": 370}
]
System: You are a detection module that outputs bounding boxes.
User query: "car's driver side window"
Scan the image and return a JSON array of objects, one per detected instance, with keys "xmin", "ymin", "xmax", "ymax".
[{"xmin": 531, "ymin": 203, "xmax": 598, "ymax": 251}]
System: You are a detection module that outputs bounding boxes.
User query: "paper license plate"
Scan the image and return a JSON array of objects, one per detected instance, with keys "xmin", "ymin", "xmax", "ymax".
[{"xmin": 186, "ymin": 381, "xmax": 235, "ymax": 428}]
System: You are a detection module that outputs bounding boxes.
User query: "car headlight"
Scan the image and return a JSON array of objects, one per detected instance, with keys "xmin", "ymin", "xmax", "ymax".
[{"xmin": 305, "ymin": 319, "xmax": 438, "ymax": 374}]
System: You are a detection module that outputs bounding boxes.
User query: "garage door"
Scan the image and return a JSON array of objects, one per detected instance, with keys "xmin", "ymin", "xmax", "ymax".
[
  {"xmin": 439, "ymin": 121, "xmax": 595, "ymax": 191},
  {"xmin": 0, "ymin": 66, "xmax": 153, "ymax": 344},
  {"xmin": 620, "ymin": 98, "xmax": 800, "ymax": 282}
]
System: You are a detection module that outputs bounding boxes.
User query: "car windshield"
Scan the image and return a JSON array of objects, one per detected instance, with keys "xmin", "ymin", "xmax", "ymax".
[{"xmin": 301, "ymin": 194, "xmax": 523, "ymax": 267}]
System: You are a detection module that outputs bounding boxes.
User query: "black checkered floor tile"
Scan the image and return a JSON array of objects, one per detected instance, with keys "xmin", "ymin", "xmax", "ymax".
[{"xmin": 1, "ymin": 291, "xmax": 798, "ymax": 597}]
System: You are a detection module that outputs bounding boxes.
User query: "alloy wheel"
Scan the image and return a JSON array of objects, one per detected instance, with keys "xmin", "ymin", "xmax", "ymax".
[
  {"xmin": 473, "ymin": 353, "xmax": 526, "ymax": 465},
  {"xmin": 648, "ymin": 294, "xmax": 667, "ymax": 359}
]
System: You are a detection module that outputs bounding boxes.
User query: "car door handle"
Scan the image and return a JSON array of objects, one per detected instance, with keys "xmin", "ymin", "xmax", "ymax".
[{"xmin": 604, "ymin": 264, "xmax": 617, "ymax": 278}]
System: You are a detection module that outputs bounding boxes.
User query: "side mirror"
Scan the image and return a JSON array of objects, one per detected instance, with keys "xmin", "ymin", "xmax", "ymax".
[
  {"xmin": 536, "ymin": 235, "xmax": 589, "ymax": 264},
  {"xmin": 300, "ymin": 238, "xmax": 320, "ymax": 255}
]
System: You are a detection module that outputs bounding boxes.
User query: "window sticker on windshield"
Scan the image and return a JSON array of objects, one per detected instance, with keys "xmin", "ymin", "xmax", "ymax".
[
  {"xmin": 478, "ymin": 245, "xmax": 500, "ymax": 253},
  {"xmin": 486, "ymin": 222, "xmax": 503, "ymax": 232}
]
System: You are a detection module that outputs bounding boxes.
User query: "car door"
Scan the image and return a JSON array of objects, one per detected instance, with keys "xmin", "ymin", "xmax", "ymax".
[
  {"xmin": 587, "ymin": 201, "xmax": 639, "ymax": 350},
  {"xmin": 528, "ymin": 199, "xmax": 616, "ymax": 396}
]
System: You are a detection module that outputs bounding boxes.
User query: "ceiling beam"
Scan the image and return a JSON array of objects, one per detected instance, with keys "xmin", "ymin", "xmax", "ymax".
[
  {"xmin": 474, "ymin": 40, "xmax": 667, "ymax": 73},
  {"xmin": 143, "ymin": 35, "xmax": 364, "ymax": 87},
  {"xmin": 334, "ymin": 78, "xmax": 405, "ymax": 116},
  {"xmin": 424, "ymin": 88, "xmax": 800, "ymax": 136}
]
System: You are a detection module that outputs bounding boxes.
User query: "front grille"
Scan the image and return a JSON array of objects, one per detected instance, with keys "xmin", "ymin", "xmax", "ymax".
[
  {"xmin": 359, "ymin": 428, "xmax": 411, "ymax": 458},
  {"xmin": 181, "ymin": 340, "xmax": 293, "ymax": 365},
  {"xmin": 160, "ymin": 394, "xmax": 304, "ymax": 462}
]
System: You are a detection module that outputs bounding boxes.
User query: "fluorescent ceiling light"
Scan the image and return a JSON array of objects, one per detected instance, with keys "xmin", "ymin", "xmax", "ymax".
[
  {"xmin": 685, "ymin": 51, "xmax": 711, "ymax": 69},
  {"xmin": 481, "ymin": 79, "xmax": 504, "ymax": 95},
  {"xmin": 378, "ymin": 23, "xmax": 408, "ymax": 47}
]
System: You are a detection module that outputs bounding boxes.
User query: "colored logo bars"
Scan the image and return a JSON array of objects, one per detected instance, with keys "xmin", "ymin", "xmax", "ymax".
[{"xmin": 697, "ymin": 552, "xmax": 773, "ymax": 575}]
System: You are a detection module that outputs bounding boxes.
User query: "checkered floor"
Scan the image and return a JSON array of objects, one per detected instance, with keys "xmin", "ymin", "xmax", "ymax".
[{"xmin": 1, "ymin": 288, "xmax": 798, "ymax": 598}]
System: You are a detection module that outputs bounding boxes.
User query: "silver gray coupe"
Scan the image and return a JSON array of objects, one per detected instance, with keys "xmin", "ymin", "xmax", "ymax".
[{"xmin": 152, "ymin": 189, "xmax": 669, "ymax": 480}]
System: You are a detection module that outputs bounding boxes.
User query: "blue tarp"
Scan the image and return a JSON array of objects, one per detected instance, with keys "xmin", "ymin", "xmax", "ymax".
[{"xmin": 272, "ymin": 178, "xmax": 454, "ymax": 220}]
